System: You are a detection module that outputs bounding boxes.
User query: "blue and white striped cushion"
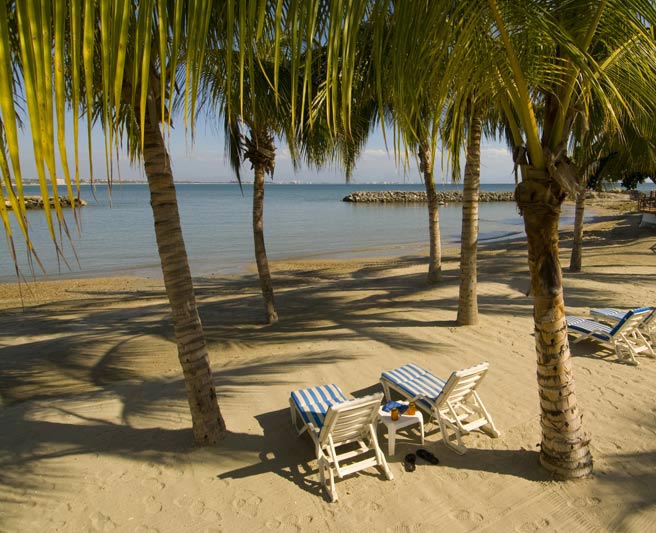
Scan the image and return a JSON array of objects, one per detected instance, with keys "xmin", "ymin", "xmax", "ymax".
[
  {"xmin": 290, "ymin": 384, "xmax": 347, "ymax": 429},
  {"xmin": 381, "ymin": 363, "xmax": 447, "ymax": 410},
  {"xmin": 566, "ymin": 316, "xmax": 612, "ymax": 341},
  {"xmin": 592, "ymin": 308, "xmax": 627, "ymax": 321}
]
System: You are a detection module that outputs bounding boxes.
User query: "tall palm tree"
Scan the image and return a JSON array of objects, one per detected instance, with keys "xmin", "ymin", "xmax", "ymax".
[
  {"xmin": 199, "ymin": 54, "xmax": 288, "ymax": 324},
  {"xmin": 376, "ymin": 0, "xmax": 656, "ymax": 478},
  {"xmin": 137, "ymin": 75, "xmax": 226, "ymax": 443},
  {"xmin": 418, "ymin": 138, "xmax": 443, "ymax": 284},
  {"xmin": 456, "ymin": 104, "xmax": 483, "ymax": 325},
  {"xmin": 0, "ymin": 1, "xmax": 322, "ymax": 444},
  {"xmin": 2, "ymin": 0, "xmax": 368, "ymax": 443}
]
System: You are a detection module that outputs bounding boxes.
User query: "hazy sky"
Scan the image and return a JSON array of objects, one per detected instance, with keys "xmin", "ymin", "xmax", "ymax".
[{"xmin": 17, "ymin": 116, "xmax": 516, "ymax": 185}]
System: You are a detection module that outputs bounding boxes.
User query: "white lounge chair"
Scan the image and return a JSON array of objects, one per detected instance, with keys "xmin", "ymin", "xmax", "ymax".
[
  {"xmin": 567, "ymin": 307, "xmax": 655, "ymax": 365},
  {"xmin": 289, "ymin": 384, "xmax": 392, "ymax": 502},
  {"xmin": 379, "ymin": 362, "xmax": 500, "ymax": 454},
  {"xmin": 591, "ymin": 306, "xmax": 655, "ymax": 345}
]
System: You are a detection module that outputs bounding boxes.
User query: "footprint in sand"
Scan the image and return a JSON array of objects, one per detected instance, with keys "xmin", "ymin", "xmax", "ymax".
[
  {"xmin": 385, "ymin": 524, "xmax": 422, "ymax": 533},
  {"xmin": 447, "ymin": 471, "xmax": 469, "ymax": 481},
  {"xmin": 570, "ymin": 496, "xmax": 601, "ymax": 508},
  {"xmin": 173, "ymin": 495, "xmax": 192, "ymax": 508},
  {"xmin": 190, "ymin": 500, "xmax": 206, "ymax": 516},
  {"xmin": 231, "ymin": 490, "xmax": 263, "ymax": 518},
  {"xmin": 452, "ymin": 510, "xmax": 484, "ymax": 523},
  {"xmin": 517, "ymin": 518, "xmax": 550, "ymax": 532},
  {"xmin": 143, "ymin": 495, "xmax": 163, "ymax": 514},
  {"xmin": 134, "ymin": 526, "xmax": 160, "ymax": 533},
  {"xmin": 140, "ymin": 462, "xmax": 162, "ymax": 474},
  {"xmin": 265, "ymin": 513, "xmax": 313, "ymax": 531},
  {"xmin": 90, "ymin": 511, "xmax": 118, "ymax": 531},
  {"xmin": 95, "ymin": 468, "xmax": 130, "ymax": 485},
  {"xmin": 202, "ymin": 509, "xmax": 222, "ymax": 523},
  {"xmin": 265, "ymin": 518, "xmax": 283, "ymax": 529},
  {"xmin": 142, "ymin": 477, "xmax": 166, "ymax": 491}
]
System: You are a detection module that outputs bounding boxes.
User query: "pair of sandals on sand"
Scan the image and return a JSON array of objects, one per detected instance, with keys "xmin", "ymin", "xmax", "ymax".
[{"xmin": 403, "ymin": 449, "xmax": 439, "ymax": 472}]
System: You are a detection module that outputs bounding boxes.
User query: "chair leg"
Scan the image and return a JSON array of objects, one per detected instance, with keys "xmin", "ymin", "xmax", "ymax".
[
  {"xmin": 326, "ymin": 464, "xmax": 337, "ymax": 503},
  {"xmin": 473, "ymin": 392, "xmax": 501, "ymax": 438},
  {"xmin": 635, "ymin": 330, "xmax": 655, "ymax": 357},
  {"xmin": 289, "ymin": 399, "xmax": 297, "ymax": 427},
  {"xmin": 615, "ymin": 341, "xmax": 639, "ymax": 366},
  {"xmin": 289, "ymin": 399, "xmax": 309, "ymax": 435},
  {"xmin": 368, "ymin": 425, "xmax": 393, "ymax": 480},
  {"xmin": 380, "ymin": 380, "xmax": 391, "ymax": 401},
  {"xmin": 438, "ymin": 415, "xmax": 466, "ymax": 455}
]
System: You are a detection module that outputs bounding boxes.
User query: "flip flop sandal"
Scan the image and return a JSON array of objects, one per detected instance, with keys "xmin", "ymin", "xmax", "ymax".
[
  {"xmin": 416, "ymin": 448, "xmax": 440, "ymax": 465},
  {"xmin": 403, "ymin": 453, "xmax": 416, "ymax": 472}
]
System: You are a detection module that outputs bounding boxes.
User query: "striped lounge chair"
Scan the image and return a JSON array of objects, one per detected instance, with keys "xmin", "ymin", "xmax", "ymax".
[
  {"xmin": 289, "ymin": 384, "xmax": 392, "ymax": 502},
  {"xmin": 379, "ymin": 362, "xmax": 500, "ymax": 454},
  {"xmin": 591, "ymin": 306, "xmax": 656, "ymax": 346},
  {"xmin": 567, "ymin": 307, "xmax": 655, "ymax": 365}
]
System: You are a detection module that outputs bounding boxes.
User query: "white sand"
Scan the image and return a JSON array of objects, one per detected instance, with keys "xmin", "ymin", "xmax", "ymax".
[{"xmin": 1, "ymin": 208, "xmax": 655, "ymax": 532}]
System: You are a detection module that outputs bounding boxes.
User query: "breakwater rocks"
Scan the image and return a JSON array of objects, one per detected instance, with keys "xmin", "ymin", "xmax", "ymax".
[
  {"xmin": 342, "ymin": 190, "xmax": 515, "ymax": 204},
  {"xmin": 5, "ymin": 196, "xmax": 87, "ymax": 210}
]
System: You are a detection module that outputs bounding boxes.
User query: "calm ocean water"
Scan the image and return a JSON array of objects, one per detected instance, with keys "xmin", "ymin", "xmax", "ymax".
[{"xmin": 0, "ymin": 182, "xmax": 586, "ymax": 281}]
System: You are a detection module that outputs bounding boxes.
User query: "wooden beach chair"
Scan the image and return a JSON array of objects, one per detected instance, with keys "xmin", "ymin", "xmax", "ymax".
[
  {"xmin": 567, "ymin": 307, "xmax": 655, "ymax": 365},
  {"xmin": 591, "ymin": 306, "xmax": 656, "ymax": 346},
  {"xmin": 379, "ymin": 362, "xmax": 500, "ymax": 454},
  {"xmin": 289, "ymin": 385, "xmax": 392, "ymax": 502}
]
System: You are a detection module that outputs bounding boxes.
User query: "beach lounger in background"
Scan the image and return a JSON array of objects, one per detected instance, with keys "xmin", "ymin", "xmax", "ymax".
[
  {"xmin": 379, "ymin": 362, "xmax": 500, "ymax": 454},
  {"xmin": 289, "ymin": 385, "xmax": 392, "ymax": 502},
  {"xmin": 567, "ymin": 307, "xmax": 655, "ymax": 365},
  {"xmin": 591, "ymin": 306, "xmax": 656, "ymax": 345}
]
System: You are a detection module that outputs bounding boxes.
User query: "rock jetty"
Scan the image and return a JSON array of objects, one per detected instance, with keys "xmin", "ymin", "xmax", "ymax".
[
  {"xmin": 5, "ymin": 196, "xmax": 87, "ymax": 210},
  {"xmin": 342, "ymin": 190, "xmax": 515, "ymax": 203}
]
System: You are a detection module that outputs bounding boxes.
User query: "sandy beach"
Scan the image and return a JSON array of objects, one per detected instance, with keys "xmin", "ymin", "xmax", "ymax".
[{"xmin": 1, "ymin": 204, "xmax": 655, "ymax": 532}]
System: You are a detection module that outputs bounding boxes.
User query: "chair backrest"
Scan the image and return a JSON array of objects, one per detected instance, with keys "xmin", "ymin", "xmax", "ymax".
[
  {"xmin": 434, "ymin": 362, "xmax": 490, "ymax": 409},
  {"xmin": 319, "ymin": 393, "xmax": 383, "ymax": 446},
  {"xmin": 609, "ymin": 307, "xmax": 653, "ymax": 335}
]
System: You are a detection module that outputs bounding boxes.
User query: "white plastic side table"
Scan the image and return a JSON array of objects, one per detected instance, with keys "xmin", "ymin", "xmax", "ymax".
[{"xmin": 377, "ymin": 402, "xmax": 424, "ymax": 455}]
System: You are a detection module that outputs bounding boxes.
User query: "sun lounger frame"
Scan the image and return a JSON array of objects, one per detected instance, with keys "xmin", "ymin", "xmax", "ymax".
[{"xmin": 379, "ymin": 362, "xmax": 500, "ymax": 454}]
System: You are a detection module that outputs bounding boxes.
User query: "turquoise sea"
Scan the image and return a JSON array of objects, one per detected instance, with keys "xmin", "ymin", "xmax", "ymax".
[{"xmin": 0, "ymin": 182, "xmax": 593, "ymax": 281}]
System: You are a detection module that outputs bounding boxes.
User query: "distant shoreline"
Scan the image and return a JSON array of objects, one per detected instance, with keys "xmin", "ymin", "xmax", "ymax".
[{"xmin": 21, "ymin": 180, "xmax": 518, "ymax": 187}]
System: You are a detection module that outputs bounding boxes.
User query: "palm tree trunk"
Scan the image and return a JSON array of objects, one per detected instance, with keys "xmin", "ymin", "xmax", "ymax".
[
  {"xmin": 253, "ymin": 160, "xmax": 278, "ymax": 324},
  {"xmin": 457, "ymin": 112, "xmax": 482, "ymax": 325},
  {"xmin": 419, "ymin": 143, "xmax": 441, "ymax": 284},
  {"xmin": 569, "ymin": 190, "xmax": 585, "ymax": 272},
  {"xmin": 516, "ymin": 171, "xmax": 592, "ymax": 479},
  {"xmin": 142, "ymin": 110, "xmax": 226, "ymax": 444}
]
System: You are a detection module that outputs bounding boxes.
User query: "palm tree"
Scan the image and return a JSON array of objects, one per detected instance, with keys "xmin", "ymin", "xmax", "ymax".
[
  {"xmin": 418, "ymin": 138, "xmax": 443, "ymax": 284},
  {"xmin": 376, "ymin": 0, "xmax": 656, "ymax": 478},
  {"xmin": 569, "ymin": 119, "xmax": 656, "ymax": 272},
  {"xmin": 456, "ymin": 104, "xmax": 483, "ymax": 325},
  {"xmin": 0, "ymin": 1, "xmax": 303, "ymax": 444},
  {"xmin": 204, "ymin": 49, "xmax": 300, "ymax": 325},
  {"xmin": 137, "ymin": 76, "xmax": 226, "ymax": 443},
  {"xmin": 2, "ymin": 0, "xmax": 367, "ymax": 443},
  {"xmin": 477, "ymin": 2, "xmax": 655, "ymax": 478}
]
